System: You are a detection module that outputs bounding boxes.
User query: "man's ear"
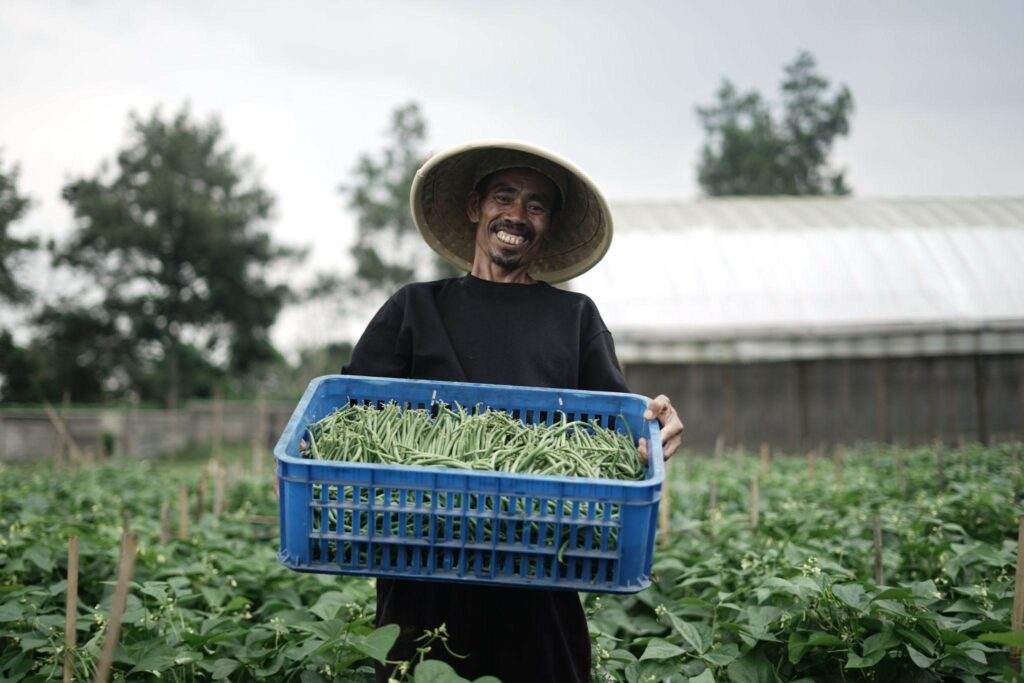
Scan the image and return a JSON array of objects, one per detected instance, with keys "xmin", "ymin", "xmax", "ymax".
[{"xmin": 466, "ymin": 191, "xmax": 481, "ymax": 223}]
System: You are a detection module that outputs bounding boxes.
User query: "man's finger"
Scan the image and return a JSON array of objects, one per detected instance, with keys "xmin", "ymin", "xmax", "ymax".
[{"xmin": 644, "ymin": 394, "xmax": 672, "ymax": 421}]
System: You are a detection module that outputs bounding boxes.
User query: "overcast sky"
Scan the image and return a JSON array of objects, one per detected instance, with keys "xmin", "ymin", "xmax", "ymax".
[{"xmin": 2, "ymin": 0, "xmax": 1023, "ymax": 352}]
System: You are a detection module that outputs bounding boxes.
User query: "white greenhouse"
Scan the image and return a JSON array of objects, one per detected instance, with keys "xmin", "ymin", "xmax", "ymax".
[{"xmin": 573, "ymin": 197, "xmax": 1024, "ymax": 451}]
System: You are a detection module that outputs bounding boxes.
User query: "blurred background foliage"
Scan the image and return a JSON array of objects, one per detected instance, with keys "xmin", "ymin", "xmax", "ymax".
[{"xmin": 0, "ymin": 51, "xmax": 851, "ymax": 407}]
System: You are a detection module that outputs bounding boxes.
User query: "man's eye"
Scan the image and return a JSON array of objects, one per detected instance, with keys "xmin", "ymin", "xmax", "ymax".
[
  {"xmin": 529, "ymin": 204, "xmax": 548, "ymax": 214},
  {"xmin": 494, "ymin": 194, "xmax": 512, "ymax": 204}
]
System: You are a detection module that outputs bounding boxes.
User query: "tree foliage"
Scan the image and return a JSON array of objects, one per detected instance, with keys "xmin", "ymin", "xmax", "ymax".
[
  {"xmin": 335, "ymin": 102, "xmax": 458, "ymax": 303},
  {"xmin": 0, "ymin": 155, "xmax": 37, "ymax": 304},
  {"xmin": 696, "ymin": 51, "xmax": 854, "ymax": 196},
  {"xmin": 55, "ymin": 105, "xmax": 299, "ymax": 407}
]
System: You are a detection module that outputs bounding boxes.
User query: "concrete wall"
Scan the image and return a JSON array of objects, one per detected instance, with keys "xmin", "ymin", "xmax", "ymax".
[
  {"xmin": 624, "ymin": 354, "xmax": 1024, "ymax": 453},
  {"xmin": 0, "ymin": 401, "xmax": 294, "ymax": 461},
  {"xmin": 4, "ymin": 355, "xmax": 1021, "ymax": 459}
]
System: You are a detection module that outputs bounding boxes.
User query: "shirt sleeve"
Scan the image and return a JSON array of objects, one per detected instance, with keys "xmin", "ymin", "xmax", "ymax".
[{"xmin": 341, "ymin": 296, "xmax": 411, "ymax": 379}]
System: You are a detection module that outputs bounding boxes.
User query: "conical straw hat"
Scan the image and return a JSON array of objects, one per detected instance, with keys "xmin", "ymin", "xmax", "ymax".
[{"xmin": 410, "ymin": 140, "xmax": 613, "ymax": 283}]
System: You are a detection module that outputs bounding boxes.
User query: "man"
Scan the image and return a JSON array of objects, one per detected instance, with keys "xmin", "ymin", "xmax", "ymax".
[{"xmin": 342, "ymin": 140, "xmax": 683, "ymax": 682}]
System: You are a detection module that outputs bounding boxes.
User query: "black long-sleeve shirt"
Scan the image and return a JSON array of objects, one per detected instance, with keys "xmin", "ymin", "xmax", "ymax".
[{"xmin": 343, "ymin": 274, "xmax": 629, "ymax": 683}]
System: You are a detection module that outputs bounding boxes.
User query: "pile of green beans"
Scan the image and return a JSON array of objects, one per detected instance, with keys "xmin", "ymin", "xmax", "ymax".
[{"xmin": 301, "ymin": 401, "xmax": 644, "ymax": 481}]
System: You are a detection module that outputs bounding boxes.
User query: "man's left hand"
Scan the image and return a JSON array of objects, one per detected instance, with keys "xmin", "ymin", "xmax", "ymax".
[{"xmin": 637, "ymin": 394, "xmax": 683, "ymax": 464}]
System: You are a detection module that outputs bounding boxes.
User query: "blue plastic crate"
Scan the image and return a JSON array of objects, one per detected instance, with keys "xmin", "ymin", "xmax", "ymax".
[{"xmin": 274, "ymin": 375, "xmax": 664, "ymax": 593}]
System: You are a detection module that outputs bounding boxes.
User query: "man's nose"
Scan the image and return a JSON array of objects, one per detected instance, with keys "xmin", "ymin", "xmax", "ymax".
[{"xmin": 504, "ymin": 198, "xmax": 527, "ymax": 222}]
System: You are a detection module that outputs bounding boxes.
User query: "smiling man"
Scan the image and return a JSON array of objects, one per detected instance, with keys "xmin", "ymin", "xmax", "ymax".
[{"xmin": 341, "ymin": 140, "xmax": 683, "ymax": 682}]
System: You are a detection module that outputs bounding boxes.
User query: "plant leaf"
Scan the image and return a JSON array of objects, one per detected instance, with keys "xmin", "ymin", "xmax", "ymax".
[
  {"xmin": 976, "ymin": 631, "xmax": 1024, "ymax": 648},
  {"xmin": 351, "ymin": 623, "xmax": 400, "ymax": 663},
  {"xmin": 726, "ymin": 650, "xmax": 773, "ymax": 683},
  {"xmin": 640, "ymin": 638, "xmax": 688, "ymax": 661},
  {"xmin": 414, "ymin": 659, "xmax": 471, "ymax": 683},
  {"xmin": 905, "ymin": 645, "xmax": 935, "ymax": 668}
]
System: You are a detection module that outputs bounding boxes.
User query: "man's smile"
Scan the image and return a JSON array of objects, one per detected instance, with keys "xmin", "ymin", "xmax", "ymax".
[
  {"xmin": 495, "ymin": 230, "xmax": 526, "ymax": 246},
  {"xmin": 491, "ymin": 221, "xmax": 533, "ymax": 248}
]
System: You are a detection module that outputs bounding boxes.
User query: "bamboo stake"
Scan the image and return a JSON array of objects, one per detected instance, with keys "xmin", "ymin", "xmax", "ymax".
[
  {"xmin": 658, "ymin": 466, "xmax": 671, "ymax": 547},
  {"xmin": 807, "ymin": 449, "xmax": 817, "ymax": 481},
  {"xmin": 936, "ymin": 442, "xmax": 946, "ymax": 491},
  {"xmin": 708, "ymin": 480, "xmax": 719, "ymax": 540},
  {"xmin": 750, "ymin": 476, "xmax": 759, "ymax": 530},
  {"xmin": 760, "ymin": 443, "xmax": 770, "ymax": 481},
  {"xmin": 832, "ymin": 450, "xmax": 842, "ymax": 492},
  {"xmin": 873, "ymin": 515, "xmax": 884, "ymax": 585},
  {"xmin": 159, "ymin": 501, "xmax": 170, "ymax": 544},
  {"xmin": 897, "ymin": 451, "xmax": 906, "ymax": 496},
  {"xmin": 43, "ymin": 401, "xmax": 83, "ymax": 462},
  {"xmin": 713, "ymin": 433, "xmax": 725, "ymax": 460},
  {"xmin": 1010, "ymin": 514, "xmax": 1024, "ymax": 673},
  {"xmin": 177, "ymin": 485, "xmax": 189, "ymax": 541},
  {"xmin": 63, "ymin": 536, "xmax": 79, "ymax": 683},
  {"xmin": 195, "ymin": 476, "xmax": 207, "ymax": 522},
  {"xmin": 94, "ymin": 533, "xmax": 137, "ymax": 683},
  {"xmin": 119, "ymin": 510, "xmax": 131, "ymax": 562},
  {"xmin": 213, "ymin": 462, "xmax": 226, "ymax": 518}
]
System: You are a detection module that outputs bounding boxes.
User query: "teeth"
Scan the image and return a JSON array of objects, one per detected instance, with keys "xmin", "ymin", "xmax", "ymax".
[{"xmin": 496, "ymin": 230, "xmax": 525, "ymax": 246}]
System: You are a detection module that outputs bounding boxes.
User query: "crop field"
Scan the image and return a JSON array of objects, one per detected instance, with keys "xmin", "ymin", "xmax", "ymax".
[{"xmin": 1, "ymin": 444, "xmax": 1023, "ymax": 682}]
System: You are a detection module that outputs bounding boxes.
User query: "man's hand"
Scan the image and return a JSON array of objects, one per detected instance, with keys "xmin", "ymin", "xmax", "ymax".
[{"xmin": 637, "ymin": 394, "xmax": 683, "ymax": 464}]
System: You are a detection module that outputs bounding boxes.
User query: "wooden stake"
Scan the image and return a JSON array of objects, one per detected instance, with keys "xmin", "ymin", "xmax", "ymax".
[
  {"xmin": 177, "ymin": 485, "xmax": 189, "ymax": 541},
  {"xmin": 43, "ymin": 401, "xmax": 83, "ymax": 462},
  {"xmin": 713, "ymin": 434, "xmax": 725, "ymax": 460},
  {"xmin": 750, "ymin": 476, "xmax": 759, "ymax": 530},
  {"xmin": 760, "ymin": 443, "xmax": 770, "ymax": 480},
  {"xmin": 119, "ymin": 510, "xmax": 131, "ymax": 562},
  {"xmin": 195, "ymin": 476, "xmax": 207, "ymax": 522},
  {"xmin": 94, "ymin": 533, "xmax": 137, "ymax": 683},
  {"xmin": 213, "ymin": 463, "xmax": 226, "ymax": 518},
  {"xmin": 832, "ymin": 450, "xmax": 842, "ymax": 492},
  {"xmin": 658, "ymin": 465, "xmax": 671, "ymax": 547},
  {"xmin": 159, "ymin": 501, "xmax": 170, "ymax": 544},
  {"xmin": 897, "ymin": 451, "xmax": 906, "ymax": 496},
  {"xmin": 63, "ymin": 536, "xmax": 79, "ymax": 683},
  {"xmin": 709, "ymin": 480, "xmax": 718, "ymax": 540},
  {"xmin": 1010, "ymin": 514, "xmax": 1023, "ymax": 673},
  {"xmin": 873, "ymin": 515, "xmax": 884, "ymax": 585},
  {"xmin": 936, "ymin": 442, "xmax": 947, "ymax": 491},
  {"xmin": 807, "ymin": 449, "xmax": 817, "ymax": 481}
]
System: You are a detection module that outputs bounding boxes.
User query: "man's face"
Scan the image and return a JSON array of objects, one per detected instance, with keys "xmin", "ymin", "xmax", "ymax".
[{"xmin": 466, "ymin": 167, "xmax": 559, "ymax": 272}]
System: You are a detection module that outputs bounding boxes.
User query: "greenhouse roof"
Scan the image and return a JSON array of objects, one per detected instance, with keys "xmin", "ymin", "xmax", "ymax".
[{"xmin": 571, "ymin": 197, "xmax": 1024, "ymax": 363}]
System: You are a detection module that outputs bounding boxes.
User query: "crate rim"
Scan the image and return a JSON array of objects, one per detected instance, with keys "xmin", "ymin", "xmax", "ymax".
[{"xmin": 273, "ymin": 374, "xmax": 665, "ymax": 486}]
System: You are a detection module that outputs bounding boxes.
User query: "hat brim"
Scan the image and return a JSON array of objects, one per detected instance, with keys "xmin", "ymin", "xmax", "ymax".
[{"xmin": 410, "ymin": 140, "xmax": 613, "ymax": 284}]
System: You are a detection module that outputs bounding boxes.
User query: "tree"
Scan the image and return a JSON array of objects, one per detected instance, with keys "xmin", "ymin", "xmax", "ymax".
[
  {"xmin": 696, "ymin": 51, "xmax": 854, "ymax": 196},
  {"xmin": 56, "ymin": 105, "xmax": 300, "ymax": 408},
  {"xmin": 334, "ymin": 102, "xmax": 458, "ymax": 304},
  {"xmin": 0, "ymin": 155, "xmax": 37, "ymax": 304}
]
